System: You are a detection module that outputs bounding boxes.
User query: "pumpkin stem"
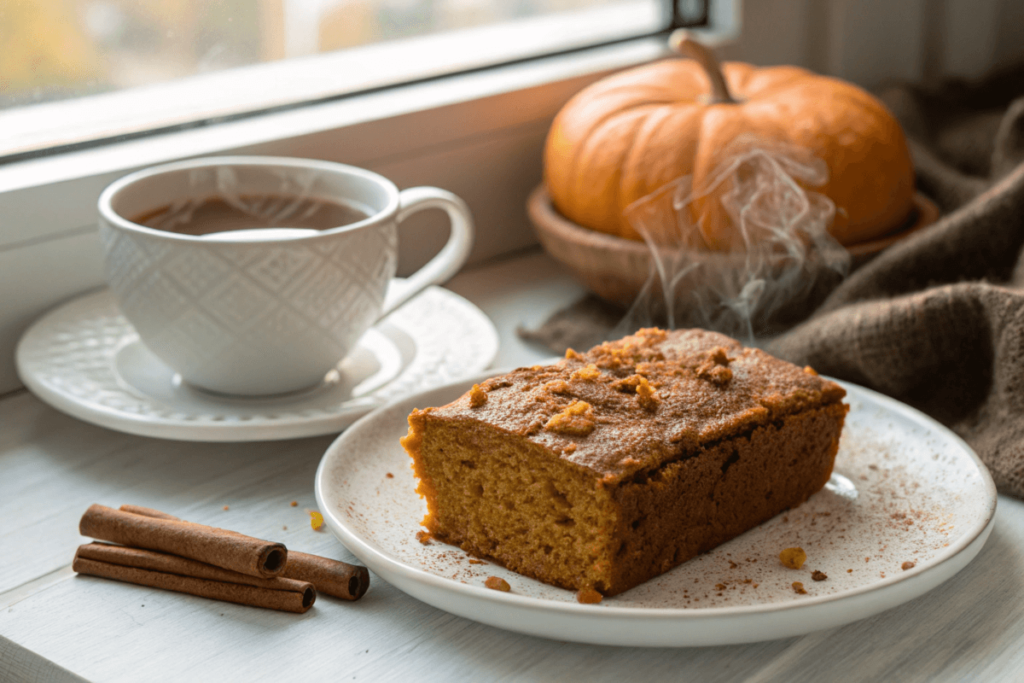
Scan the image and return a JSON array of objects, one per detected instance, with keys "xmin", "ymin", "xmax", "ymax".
[{"xmin": 669, "ymin": 29, "xmax": 737, "ymax": 105}]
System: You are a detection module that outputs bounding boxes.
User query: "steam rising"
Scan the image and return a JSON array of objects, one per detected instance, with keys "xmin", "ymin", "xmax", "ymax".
[
  {"xmin": 144, "ymin": 167, "xmax": 325, "ymax": 233},
  {"xmin": 618, "ymin": 137, "xmax": 849, "ymax": 342}
]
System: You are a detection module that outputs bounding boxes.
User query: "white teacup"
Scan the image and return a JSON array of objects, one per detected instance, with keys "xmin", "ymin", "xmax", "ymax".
[{"xmin": 97, "ymin": 156, "xmax": 473, "ymax": 396}]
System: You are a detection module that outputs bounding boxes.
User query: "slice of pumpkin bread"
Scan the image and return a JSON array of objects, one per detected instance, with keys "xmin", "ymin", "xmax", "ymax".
[{"xmin": 401, "ymin": 328, "xmax": 847, "ymax": 597}]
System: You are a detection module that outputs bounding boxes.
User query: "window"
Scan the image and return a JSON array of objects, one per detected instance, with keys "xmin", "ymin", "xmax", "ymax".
[
  {"xmin": 0, "ymin": 0, "xmax": 722, "ymax": 394},
  {"xmin": 0, "ymin": 0, "xmax": 708, "ymax": 161}
]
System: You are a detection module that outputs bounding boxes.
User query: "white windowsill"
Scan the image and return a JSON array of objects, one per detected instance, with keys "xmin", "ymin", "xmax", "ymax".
[{"xmin": 2, "ymin": 248, "xmax": 1024, "ymax": 682}]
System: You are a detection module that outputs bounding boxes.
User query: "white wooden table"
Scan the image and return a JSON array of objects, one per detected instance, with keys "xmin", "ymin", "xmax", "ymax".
[{"xmin": 3, "ymin": 251, "xmax": 1024, "ymax": 683}]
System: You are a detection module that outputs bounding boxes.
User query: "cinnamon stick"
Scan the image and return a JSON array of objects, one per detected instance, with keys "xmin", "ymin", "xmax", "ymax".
[
  {"xmin": 77, "ymin": 542, "xmax": 309, "ymax": 592},
  {"xmin": 118, "ymin": 504, "xmax": 371, "ymax": 601},
  {"xmin": 283, "ymin": 551, "xmax": 370, "ymax": 601},
  {"xmin": 80, "ymin": 504, "xmax": 286, "ymax": 578},
  {"xmin": 119, "ymin": 504, "xmax": 180, "ymax": 520},
  {"xmin": 73, "ymin": 544, "xmax": 315, "ymax": 613}
]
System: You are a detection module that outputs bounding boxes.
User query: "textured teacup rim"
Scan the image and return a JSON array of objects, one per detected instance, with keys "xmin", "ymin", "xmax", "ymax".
[{"xmin": 97, "ymin": 155, "xmax": 401, "ymax": 243}]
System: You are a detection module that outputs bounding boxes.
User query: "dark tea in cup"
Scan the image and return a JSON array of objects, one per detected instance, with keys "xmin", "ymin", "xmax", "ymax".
[{"xmin": 133, "ymin": 194, "xmax": 371, "ymax": 236}]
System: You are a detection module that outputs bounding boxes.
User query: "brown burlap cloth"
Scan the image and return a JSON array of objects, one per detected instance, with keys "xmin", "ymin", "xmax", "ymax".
[{"xmin": 520, "ymin": 68, "xmax": 1024, "ymax": 498}]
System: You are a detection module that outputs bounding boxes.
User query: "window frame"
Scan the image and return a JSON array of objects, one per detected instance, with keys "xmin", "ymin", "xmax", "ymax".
[{"xmin": 1, "ymin": 0, "xmax": 704, "ymax": 164}]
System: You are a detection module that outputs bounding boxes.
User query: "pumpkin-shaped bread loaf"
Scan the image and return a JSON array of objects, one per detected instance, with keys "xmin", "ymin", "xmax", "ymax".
[{"xmin": 544, "ymin": 32, "xmax": 915, "ymax": 251}]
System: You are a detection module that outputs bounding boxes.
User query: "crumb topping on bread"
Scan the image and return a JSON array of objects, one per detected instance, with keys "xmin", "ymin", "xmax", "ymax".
[
  {"xmin": 468, "ymin": 384, "xmax": 488, "ymax": 408},
  {"xmin": 402, "ymin": 327, "xmax": 849, "ymax": 596},
  {"xmin": 418, "ymin": 328, "xmax": 846, "ymax": 480},
  {"xmin": 544, "ymin": 400, "xmax": 596, "ymax": 436}
]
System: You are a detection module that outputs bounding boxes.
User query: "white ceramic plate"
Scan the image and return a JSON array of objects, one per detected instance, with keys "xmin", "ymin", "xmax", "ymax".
[
  {"xmin": 16, "ymin": 285, "xmax": 498, "ymax": 441},
  {"xmin": 316, "ymin": 372, "xmax": 997, "ymax": 647}
]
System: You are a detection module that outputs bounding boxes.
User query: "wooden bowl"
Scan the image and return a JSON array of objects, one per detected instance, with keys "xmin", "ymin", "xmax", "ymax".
[
  {"xmin": 844, "ymin": 193, "xmax": 939, "ymax": 265},
  {"xmin": 528, "ymin": 186, "xmax": 940, "ymax": 308}
]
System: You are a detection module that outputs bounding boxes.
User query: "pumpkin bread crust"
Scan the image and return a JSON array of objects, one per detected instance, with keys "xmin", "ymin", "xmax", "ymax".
[{"xmin": 402, "ymin": 328, "xmax": 848, "ymax": 596}]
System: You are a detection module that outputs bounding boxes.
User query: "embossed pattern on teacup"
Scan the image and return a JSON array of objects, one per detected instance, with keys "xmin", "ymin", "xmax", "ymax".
[{"xmin": 98, "ymin": 222, "xmax": 397, "ymax": 393}]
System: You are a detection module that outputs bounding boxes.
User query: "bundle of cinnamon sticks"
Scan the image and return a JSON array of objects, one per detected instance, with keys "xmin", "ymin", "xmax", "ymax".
[{"xmin": 73, "ymin": 504, "xmax": 369, "ymax": 614}]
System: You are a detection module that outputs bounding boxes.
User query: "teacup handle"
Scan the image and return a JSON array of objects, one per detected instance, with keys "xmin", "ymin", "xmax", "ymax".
[{"xmin": 378, "ymin": 187, "xmax": 475, "ymax": 320}]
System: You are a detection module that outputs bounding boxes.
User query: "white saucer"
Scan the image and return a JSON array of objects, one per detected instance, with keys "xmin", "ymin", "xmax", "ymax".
[
  {"xmin": 316, "ymin": 372, "xmax": 997, "ymax": 647},
  {"xmin": 16, "ymin": 286, "xmax": 498, "ymax": 441}
]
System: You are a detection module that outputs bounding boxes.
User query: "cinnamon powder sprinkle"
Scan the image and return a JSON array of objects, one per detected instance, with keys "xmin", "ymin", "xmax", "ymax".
[
  {"xmin": 576, "ymin": 588, "xmax": 603, "ymax": 604},
  {"xmin": 484, "ymin": 576, "xmax": 510, "ymax": 592},
  {"xmin": 779, "ymin": 547, "xmax": 807, "ymax": 569},
  {"xmin": 811, "ymin": 570, "xmax": 828, "ymax": 581},
  {"xmin": 290, "ymin": 501, "xmax": 298, "ymax": 507},
  {"xmin": 792, "ymin": 582, "xmax": 807, "ymax": 595},
  {"xmin": 902, "ymin": 561, "xmax": 916, "ymax": 571},
  {"xmin": 386, "ymin": 473, "xmax": 394, "ymax": 479},
  {"xmin": 309, "ymin": 511, "xmax": 324, "ymax": 531}
]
